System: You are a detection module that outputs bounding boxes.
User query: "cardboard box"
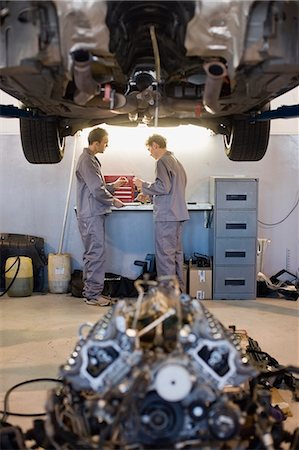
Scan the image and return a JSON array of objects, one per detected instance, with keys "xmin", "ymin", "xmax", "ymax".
[
  {"xmin": 189, "ymin": 267, "xmax": 212, "ymax": 300},
  {"xmin": 183, "ymin": 264, "xmax": 188, "ymax": 291}
]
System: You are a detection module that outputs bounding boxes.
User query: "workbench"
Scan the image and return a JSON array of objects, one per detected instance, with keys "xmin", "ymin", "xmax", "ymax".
[{"xmin": 106, "ymin": 202, "xmax": 213, "ymax": 279}]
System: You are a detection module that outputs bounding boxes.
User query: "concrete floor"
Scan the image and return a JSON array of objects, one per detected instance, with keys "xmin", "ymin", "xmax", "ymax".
[{"xmin": 0, "ymin": 293, "xmax": 298, "ymax": 444}]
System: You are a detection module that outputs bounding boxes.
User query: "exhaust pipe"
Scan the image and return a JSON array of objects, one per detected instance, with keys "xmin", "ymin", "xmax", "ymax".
[
  {"xmin": 203, "ymin": 61, "xmax": 227, "ymax": 114},
  {"xmin": 72, "ymin": 50, "xmax": 101, "ymax": 105}
]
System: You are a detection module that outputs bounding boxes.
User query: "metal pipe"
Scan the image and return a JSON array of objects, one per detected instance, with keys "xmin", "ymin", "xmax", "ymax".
[
  {"xmin": 203, "ymin": 61, "xmax": 227, "ymax": 114},
  {"xmin": 150, "ymin": 25, "xmax": 161, "ymax": 127},
  {"xmin": 72, "ymin": 49, "xmax": 101, "ymax": 105},
  {"xmin": 150, "ymin": 25, "xmax": 161, "ymax": 83},
  {"xmin": 58, "ymin": 133, "xmax": 78, "ymax": 254}
]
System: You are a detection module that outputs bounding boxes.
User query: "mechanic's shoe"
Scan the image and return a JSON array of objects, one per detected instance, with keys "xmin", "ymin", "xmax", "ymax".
[
  {"xmin": 100, "ymin": 294, "xmax": 111, "ymax": 301},
  {"xmin": 84, "ymin": 296, "xmax": 111, "ymax": 306}
]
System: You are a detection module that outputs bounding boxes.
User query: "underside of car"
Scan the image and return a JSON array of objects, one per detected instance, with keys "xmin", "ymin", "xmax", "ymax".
[{"xmin": 0, "ymin": 0, "xmax": 298, "ymax": 163}]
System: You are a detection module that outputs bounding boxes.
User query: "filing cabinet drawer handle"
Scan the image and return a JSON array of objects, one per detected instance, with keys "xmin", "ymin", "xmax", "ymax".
[
  {"xmin": 226, "ymin": 194, "xmax": 247, "ymax": 201},
  {"xmin": 226, "ymin": 223, "xmax": 247, "ymax": 230},
  {"xmin": 225, "ymin": 279, "xmax": 246, "ymax": 286},
  {"xmin": 225, "ymin": 251, "xmax": 246, "ymax": 258}
]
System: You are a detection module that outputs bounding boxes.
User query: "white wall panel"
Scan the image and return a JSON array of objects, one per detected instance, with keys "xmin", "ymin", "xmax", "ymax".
[{"xmin": 0, "ymin": 128, "xmax": 298, "ymax": 281}]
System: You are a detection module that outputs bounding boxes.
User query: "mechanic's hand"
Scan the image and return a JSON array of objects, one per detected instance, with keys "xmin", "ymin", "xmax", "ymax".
[
  {"xmin": 113, "ymin": 198, "xmax": 125, "ymax": 208},
  {"xmin": 114, "ymin": 176, "xmax": 128, "ymax": 189},
  {"xmin": 133, "ymin": 177, "xmax": 144, "ymax": 190},
  {"xmin": 136, "ymin": 193, "xmax": 151, "ymax": 203}
]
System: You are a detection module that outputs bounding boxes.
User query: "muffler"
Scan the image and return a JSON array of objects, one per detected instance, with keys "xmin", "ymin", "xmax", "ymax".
[{"xmin": 72, "ymin": 49, "xmax": 101, "ymax": 105}]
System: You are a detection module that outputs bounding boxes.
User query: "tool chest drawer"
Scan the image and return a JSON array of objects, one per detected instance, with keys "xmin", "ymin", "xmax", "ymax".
[
  {"xmin": 215, "ymin": 210, "xmax": 257, "ymax": 238},
  {"xmin": 213, "ymin": 265, "xmax": 256, "ymax": 299},
  {"xmin": 215, "ymin": 238, "xmax": 256, "ymax": 265},
  {"xmin": 210, "ymin": 178, "xmax": 258, "ymax": 210}
]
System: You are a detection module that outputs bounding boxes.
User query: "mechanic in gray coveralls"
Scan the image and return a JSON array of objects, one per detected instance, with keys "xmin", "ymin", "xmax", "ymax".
[
  {"xmin": 76, "ymin": 127, "xmax": 128, "ymax": 306},
  {"xmin": 134, "ymin": 134, "xmax": 189, "ymax": 291}
]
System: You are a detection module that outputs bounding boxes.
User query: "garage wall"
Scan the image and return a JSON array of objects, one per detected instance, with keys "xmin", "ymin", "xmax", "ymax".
[{"xmin": 0, "ymin": 89, "xmax": 298, "ymax": 282}]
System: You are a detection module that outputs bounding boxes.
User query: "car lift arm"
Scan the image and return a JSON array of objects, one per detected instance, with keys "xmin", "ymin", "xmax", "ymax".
[
  {"xmin": 250, "ymin": 104, "xmax": 299, "ymax": 122},
  {"xmin": 0, "ymin": 104, "xmax": 37, "ymax": 118}
]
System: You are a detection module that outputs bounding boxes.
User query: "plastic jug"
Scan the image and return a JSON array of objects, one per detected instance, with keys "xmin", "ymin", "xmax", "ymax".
[{"xmin": 5, "ymin": 256, "xmax": 33, "ymax": 297}]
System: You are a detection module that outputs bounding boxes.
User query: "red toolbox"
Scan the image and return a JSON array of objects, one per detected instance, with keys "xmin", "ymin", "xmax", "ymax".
[{"xmin": 104, "ymin": 175, "xmax": 135, "ymax": 203}]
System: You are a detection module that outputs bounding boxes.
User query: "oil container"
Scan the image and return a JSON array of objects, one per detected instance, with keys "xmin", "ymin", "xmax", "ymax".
[
  {"xmin": 48, "ymin": 253, "xmax": 71, "ymax": 294},
  {"xmin": 5, "ymin": 256, "xmax": 33, "ymax": 297}
]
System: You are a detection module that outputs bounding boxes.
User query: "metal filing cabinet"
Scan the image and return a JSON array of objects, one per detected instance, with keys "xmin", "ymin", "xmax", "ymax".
[{"xmin": 210, "ymin": 177, "xmax": 258, "ymax": 299}]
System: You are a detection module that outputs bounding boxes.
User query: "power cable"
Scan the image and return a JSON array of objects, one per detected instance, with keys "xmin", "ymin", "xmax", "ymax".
[
  {"xmin": 0, "ymin": 256, "xmax": 20, "ymax": 297},
  {"xmin": 258, "ymin": 191, "xmax": 299, "ymax": 226},
  {"xmin": 0, "ymin": 378, "xmax": 63, "ymax": 424}
]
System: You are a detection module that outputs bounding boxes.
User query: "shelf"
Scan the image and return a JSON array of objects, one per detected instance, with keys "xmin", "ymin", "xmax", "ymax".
[{"xmin": 112, "ymin": 202, "xmax": 213, "ymax": 211}]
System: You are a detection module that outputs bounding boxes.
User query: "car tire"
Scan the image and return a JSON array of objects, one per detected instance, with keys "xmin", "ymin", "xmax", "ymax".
[
  {"xmin": 20, "ymin": 118, "xmax": 65, "ymax": 164},
  {"xmin": 224, "ymin": 104, "xmax": 270, "ymax": 161}
]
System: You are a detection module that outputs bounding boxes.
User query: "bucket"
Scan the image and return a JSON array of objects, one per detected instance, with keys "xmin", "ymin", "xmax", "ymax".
[
  {"xmin": 5, "ymin": 256, "xmax": 33, "ymax": 297},
  {"xmin": 48, "ymin": 253, "xmax": 71, "ymax": 293}
]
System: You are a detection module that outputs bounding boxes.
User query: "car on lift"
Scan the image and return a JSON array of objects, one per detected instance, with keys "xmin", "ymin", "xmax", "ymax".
[{"xmin": 0, "ymin": 0, "xmax": 298, "ymax": 163}]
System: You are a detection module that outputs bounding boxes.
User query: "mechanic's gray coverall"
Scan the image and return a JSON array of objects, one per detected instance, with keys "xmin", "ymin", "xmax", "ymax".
[
  {"xmin": 76, "ymin": 148, "xmax": 115, "ymax": 300},
  {"xmin": 141, "ymin": 151, "xmax": 189, "ymax": 290}
]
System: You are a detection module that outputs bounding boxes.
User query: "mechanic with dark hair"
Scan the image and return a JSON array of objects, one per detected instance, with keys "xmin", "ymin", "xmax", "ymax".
[
  {"xmin": 134, "ymin": 134, "xmax": 189, "ymax": 291},
  {"xmin": 76, "ymin": 127, "xmax": 128, "ymax": 306}
]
